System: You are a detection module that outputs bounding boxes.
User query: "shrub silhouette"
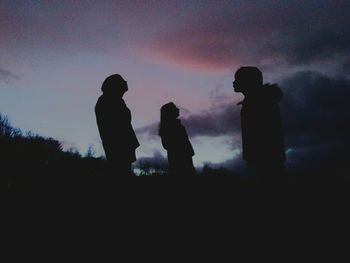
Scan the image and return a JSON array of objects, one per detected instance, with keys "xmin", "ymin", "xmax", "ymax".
[
  {"xmin": 0, "ymin": 114, "xmax": 62, "ymax": 165},
  {"xmin": 0, "ymin": 113, "xmax": 106, "ymax": 190}
]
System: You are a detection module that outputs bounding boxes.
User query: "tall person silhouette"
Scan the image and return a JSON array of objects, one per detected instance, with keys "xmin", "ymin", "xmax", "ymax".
[
  {"xmin": 159, "ymin": 102, "xmax": 196, "ymax": 176},
  {"xmin": 95, "ymin": 74, "xmax": 139, "ymax": 176},
  {"xmin": 233, "ymin": 67, "xmax": 285, "ymax": 180}
]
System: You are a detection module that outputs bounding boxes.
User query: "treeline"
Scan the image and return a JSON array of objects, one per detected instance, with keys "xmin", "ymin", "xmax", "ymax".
[
  {"xmin": 0, "ymin": 113, "xmax": 240, "ymax": 191},
  {"xmin": 0, "ymin": 113, "xmax": 106, "ymax": 164},
  {"xmin": 0, "ymin": 113, "xmax": 108, "ymax": 190},
  {"xmin": 1, "ymin": 114, "xmax": 66, "ymax": 163}
]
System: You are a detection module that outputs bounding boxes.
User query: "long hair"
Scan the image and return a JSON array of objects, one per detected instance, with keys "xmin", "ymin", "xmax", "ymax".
[
  {"xmin": 101, "ymin": 74, "xmax": 125, "ymax": 93},
  {"xmin": 159, "ymin": 102, "xmax": 178, "ymax": 137}
]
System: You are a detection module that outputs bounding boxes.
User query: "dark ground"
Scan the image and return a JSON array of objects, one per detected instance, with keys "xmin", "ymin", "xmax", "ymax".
[{"xmin": 2, "ymin": 165, "xmax": 349, "ymax": 196}]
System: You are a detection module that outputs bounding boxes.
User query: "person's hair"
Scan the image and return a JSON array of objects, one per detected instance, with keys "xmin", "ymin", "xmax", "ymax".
[
  {"xmin": 159, "ymin": 102, "xmax": 178, "ymax": 136},
  {"xmin": 101, "ymin": 74, "xmax": 125, "ymax": 93},
  {"xmin": 235, "ymin": 66, "xmax": 263, "ymax": 89}
]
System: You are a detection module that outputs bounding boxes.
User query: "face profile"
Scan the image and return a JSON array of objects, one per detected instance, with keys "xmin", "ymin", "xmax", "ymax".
[
  {"xmin": 233, "ymin": 78, "xmax": 242, "ymax": 93},
  {"xmin": 233, "ymin": 66, "xmax": 263, "ymax": 94}
]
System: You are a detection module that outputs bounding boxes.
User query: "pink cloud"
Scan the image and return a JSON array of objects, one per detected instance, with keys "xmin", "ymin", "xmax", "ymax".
[{"xmin": 135, "ymin": 20, "xmax": 268, "ymax": 73}]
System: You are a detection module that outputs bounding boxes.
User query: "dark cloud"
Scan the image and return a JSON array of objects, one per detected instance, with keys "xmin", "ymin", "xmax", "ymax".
[
  {"xmin": 136, "ymin": 101, "xmax": 240, "ymax": 139},
  {"xmin": 343, "ymin": 57, "xmax": 350, "ymax": 74},
  {"xmin": 133, "ymin": 151, "xmax": 168, "ymax": 173},
  {"xmin": 182, "ymin": 104, "xmax": 239, "ymax": 137},
  {"xmin": 281, "ymin": 71, "xmax": 350, "ymax": 144},
  {"xmin": 202, "ymin": 152, "xmax": 247, "ymax": 174},
  {"xmin": 143, "ymin": 1, "xmax": 350, "ymax": 70},
  {"xmin": 261, "ymin": 28, "xmax": 350, "ymax": 65},
  {"xmin": 277, "ymin": 71, "xmax": 350, "ymax": 174},
  {"xmin": 135, "ymin": 123, "xmax": 159, "ymax": 139}
]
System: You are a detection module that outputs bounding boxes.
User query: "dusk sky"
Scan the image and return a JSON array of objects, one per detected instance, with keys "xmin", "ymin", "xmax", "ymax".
[{"xmin": 1, "ymin": 0, "xmax": 349, "ymax": 172}]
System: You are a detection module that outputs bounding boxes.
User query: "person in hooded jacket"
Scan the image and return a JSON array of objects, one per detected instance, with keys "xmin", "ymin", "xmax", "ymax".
[
  {"xmin": 159, "ymin": 102, "xmax": 196, "ymax": 176},
  {"xmin": 95, "ymin": 74, "xmax": 140, "ymax": 176},
  {"xmin": 233, "ymin": 67, "xmax": 285, "ymax": 179}
]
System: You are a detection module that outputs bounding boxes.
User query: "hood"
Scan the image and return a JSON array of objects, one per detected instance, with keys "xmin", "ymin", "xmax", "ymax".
[{"xmin": 262, "ymin": 83, "xmax": 283, "ymax": 103}]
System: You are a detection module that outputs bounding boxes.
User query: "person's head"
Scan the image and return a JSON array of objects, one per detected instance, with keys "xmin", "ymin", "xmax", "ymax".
[
  {"xmin": 160, "ymin": 102, "xmax": 180, "ymax": 120},
  {"xmin": 159, "ymin": 102, "xmax": 180, "ymax": 136},
  {"xmin": 101, "ymin": 74, "xmax": 128, "ymax": 97},
  {"xmin": 233, "ymin": 67, "xmax": 263, "ymax": 94}
]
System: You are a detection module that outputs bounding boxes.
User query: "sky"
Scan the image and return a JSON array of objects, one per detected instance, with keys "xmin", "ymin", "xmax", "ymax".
[{"xmin": 1, "ymin": 0, "xmax": 349, "ymax": 173}]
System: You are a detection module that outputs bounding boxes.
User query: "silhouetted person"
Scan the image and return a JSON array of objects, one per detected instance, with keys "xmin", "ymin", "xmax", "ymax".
[
  {"xmin": 159, "ymin": 102, "xmax": 196, "ymax": 176},
  {"xmin": 95, "ymin": 74, "xmax": 139, "ymax": 176},
  {"xmin": 233, "ymin": 67, "xmax": 285, "ymax": 180}
]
